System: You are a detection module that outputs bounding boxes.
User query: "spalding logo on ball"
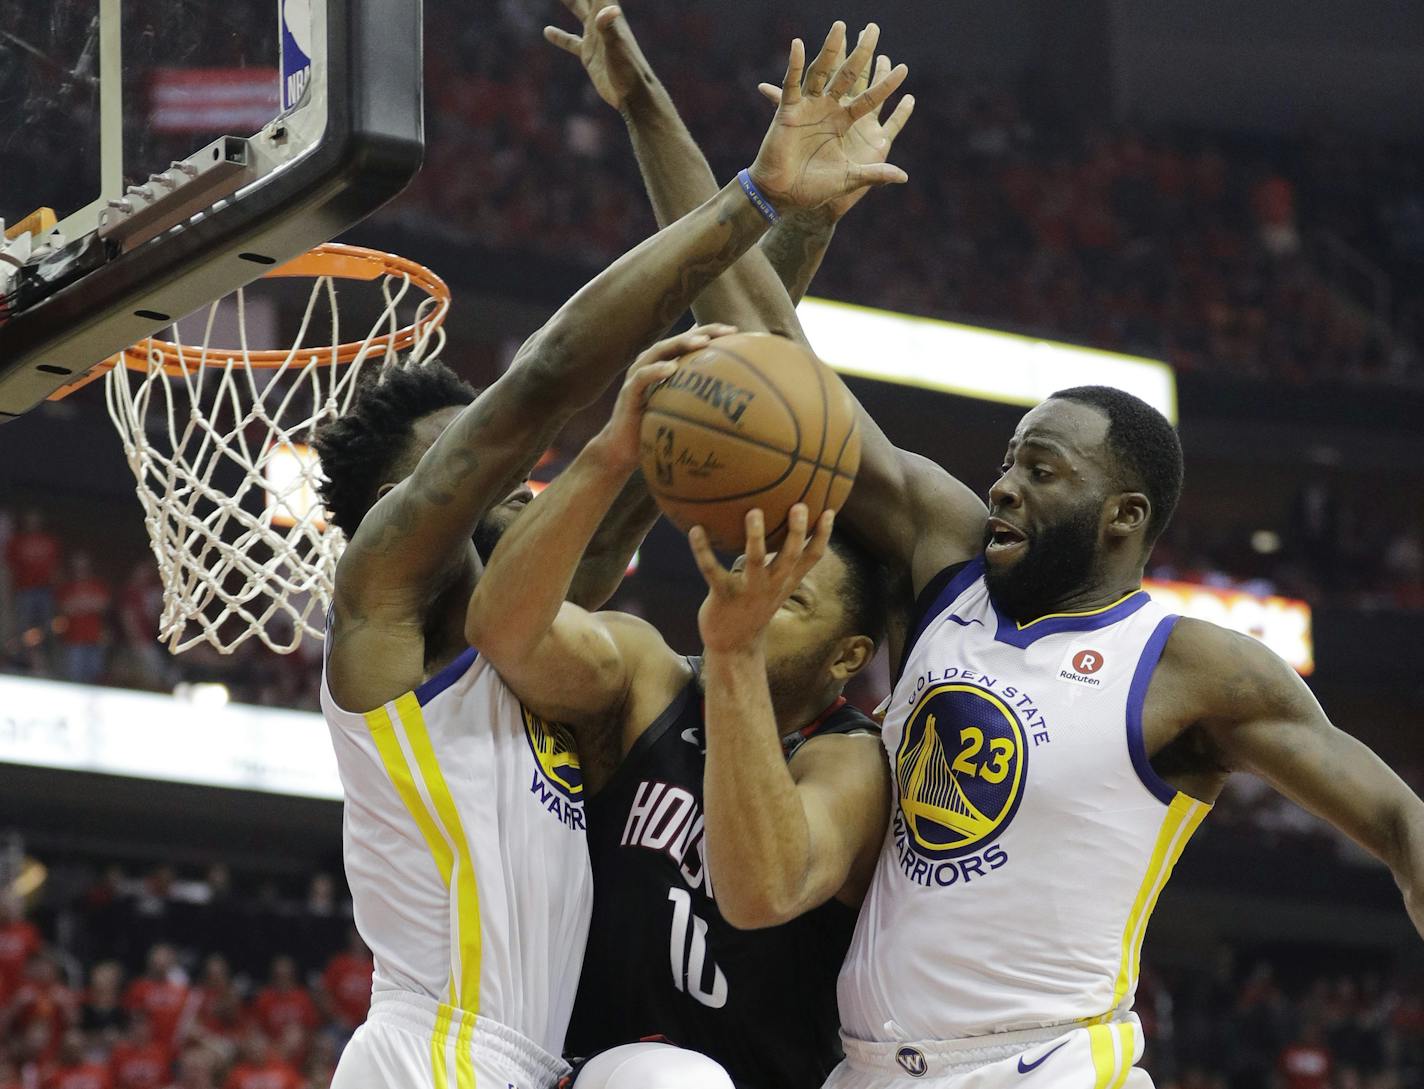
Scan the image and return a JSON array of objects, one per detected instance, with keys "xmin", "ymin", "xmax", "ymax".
[{"xmin": 639, "ymin": 333, "xmax": 861, "ymax": 551}]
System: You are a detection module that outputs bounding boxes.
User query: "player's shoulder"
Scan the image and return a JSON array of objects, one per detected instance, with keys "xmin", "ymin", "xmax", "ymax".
[{"xmin": 596, "ymin": 610, "xmax": 694, "ymax": 702}]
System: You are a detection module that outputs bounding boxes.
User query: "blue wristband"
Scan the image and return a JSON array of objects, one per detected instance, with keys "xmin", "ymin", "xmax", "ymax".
[{"xmin": 737, "ymin": 168, "xmax": 782, "ymax": 225}]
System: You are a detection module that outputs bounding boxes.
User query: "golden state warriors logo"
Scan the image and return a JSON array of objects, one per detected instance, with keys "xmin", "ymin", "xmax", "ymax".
[
  {"xmin": 523, "ymin": 709, "xmax": 585, "ymax": 830},
  {"xmin": 896, "ymin": 684, "xmax": 1027, "ymax": 860}
]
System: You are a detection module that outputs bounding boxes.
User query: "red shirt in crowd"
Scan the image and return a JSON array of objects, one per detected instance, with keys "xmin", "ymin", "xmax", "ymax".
[
  {"xmin": 56, "ymin": 577, "xmax": 113, "ymax": 646},
  {"xmin": 221, "ymin": 1059, "xmax": 304, "ymax": 1089},
  {"xmin": 47, "ymin": 1061, "xmax": 113, "ymax": 1089},
  {"xmin": 109, "ymin": 1041, "xmax": 172, "ymax": 1089},
  {"xmin": 6, "ymin": 530, "xmax": 61, "ymax": 590},
  {"xmin": 1278, "ymin": 1042, "xmax": 1332, "ymax": 1089},
  {"xmin": 249, "ymin": 987, "xmax": 318, "ymax": 1040},
  {"xmin": 0, "ymin": 919, "xmax": 41, "ymax": 1001},
  {"xmin": 122, "ymin": 980, "xmax": 190, "ymax": 1048},
  {"xmin": 321, "ymin": 953, "xmax": 372, "ymax": 1027},
  {"xmin": 9, "ymin": 981, "xmax": 78, "ymax": 1060}
]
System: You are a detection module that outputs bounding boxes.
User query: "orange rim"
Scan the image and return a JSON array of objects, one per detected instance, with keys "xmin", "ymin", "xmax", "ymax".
[{"xmin": 47, "ymin": 243, "xmax": 451, "ymax": 400}]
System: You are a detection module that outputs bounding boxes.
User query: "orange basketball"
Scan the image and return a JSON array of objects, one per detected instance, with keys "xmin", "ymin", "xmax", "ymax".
[{"xmin": 639, "ymin": 333, "xmax": 861, "ymax": 551}]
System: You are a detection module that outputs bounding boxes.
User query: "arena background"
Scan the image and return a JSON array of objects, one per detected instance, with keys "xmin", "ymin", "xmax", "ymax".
[{"xmin": 0, "ymin": 1, "xmax": 1421, "ymax": 1087}]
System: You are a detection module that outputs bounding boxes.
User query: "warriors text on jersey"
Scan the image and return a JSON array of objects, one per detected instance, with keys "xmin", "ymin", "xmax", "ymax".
[
  {"xmin": 321, "ymin": 647, "xmax": 592, "ymax": 1087},
  {"xmin": 839, "ymin": 559, "xmax": 1210, "ymax": 1048},
  {"xmin": 566, "ymin": 667, "xmax": 875, "ymax": 1089}
]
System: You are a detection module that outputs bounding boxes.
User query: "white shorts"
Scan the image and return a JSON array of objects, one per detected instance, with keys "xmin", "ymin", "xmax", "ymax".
[
  {"xmin": 821, "ymin": 1017, "xmax": 1151, "ymax": 1089},
  {"xmin": 333, "ymin": 990, "xmax": 572, "ymax": 1089}
]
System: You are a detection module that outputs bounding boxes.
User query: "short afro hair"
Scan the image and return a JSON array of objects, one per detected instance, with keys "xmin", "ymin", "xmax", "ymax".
[
  {"xmin": 314, "ymin": 361, "xmax": 478, "ymax": 537},
  {"xmin": 1049, "ymin": 385, "xmax": 1183, "ymax": 545},
  {"xmin": 828, "ymin": 529, "xmax": 892, "ymax": 647}
]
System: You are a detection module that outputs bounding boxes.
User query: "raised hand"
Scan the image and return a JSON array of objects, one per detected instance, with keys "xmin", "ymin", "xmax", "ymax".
[
  {"xmin": 748, "ymin": 22, "xmax": 910, "ymax": 213},
  {"xmin": 761, "ymin": 26, "xmax": 916, "ymax": 221},
  {"xmin": 594, "ymin": 324, "xmax": 737, "ymax": 471},
  {"xmin": 545, "ymin": 1, "xmax": 653, "ymax": 112},
  {"xmin": 691, "ymin": 505, "xmax": 834, "ymax": 654}
]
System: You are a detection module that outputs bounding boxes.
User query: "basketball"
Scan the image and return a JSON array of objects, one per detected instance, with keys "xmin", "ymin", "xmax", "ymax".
[{"xmin": 639, "ymin": 332, "xmax": 861, "ymax": 551}]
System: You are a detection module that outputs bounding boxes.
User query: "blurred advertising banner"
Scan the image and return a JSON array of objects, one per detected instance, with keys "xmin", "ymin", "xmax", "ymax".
[
  {"xmin": 1144, "ymin": 580, "xmax": 1314, "ymax": 675},
  {"xmin": 149, "ymin": 69, "xmax": 280, "ymax": 134},
  {"xmin": 0, "ymin": 676, "xmax": 338, "ymax": 798},
  {"xmin": 798, "ymin": 297, "xmax": 1177, "ymax": 423}
]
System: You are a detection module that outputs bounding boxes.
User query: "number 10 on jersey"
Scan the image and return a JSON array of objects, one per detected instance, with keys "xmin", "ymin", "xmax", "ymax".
[{"xmin": 667, "ymin": 889, "xmax": 728, "ymax": 1008}]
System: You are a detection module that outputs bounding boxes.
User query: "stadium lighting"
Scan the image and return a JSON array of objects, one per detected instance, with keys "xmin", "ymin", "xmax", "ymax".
[{"xmin": 798, "ymin": 297, "xmax": 1178, "ymax": 423}]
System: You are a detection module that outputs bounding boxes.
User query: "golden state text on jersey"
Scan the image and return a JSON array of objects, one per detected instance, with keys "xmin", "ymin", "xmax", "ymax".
[
  {"xmin": 893, "ymin": 669, "xmax": 1039, "ymax": 888},
  {"xmin": 523, "ymin": 707, "xmax": 586, "ymax": 830}
]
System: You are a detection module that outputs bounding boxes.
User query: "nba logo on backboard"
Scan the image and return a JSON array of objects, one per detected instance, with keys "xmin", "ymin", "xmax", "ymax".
[{"xmin": 280, "ymin": 0, "xmax": 313, "ymax": 113}]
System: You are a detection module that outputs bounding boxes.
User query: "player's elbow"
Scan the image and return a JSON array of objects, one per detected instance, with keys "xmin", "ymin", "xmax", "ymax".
[
  {"xmin": 464, "ymin": 597, "xmax": 520, "ymax": 663},
  {"xmin": 717, "ymin": 878, "xmax": 806, "ymax": 931}
]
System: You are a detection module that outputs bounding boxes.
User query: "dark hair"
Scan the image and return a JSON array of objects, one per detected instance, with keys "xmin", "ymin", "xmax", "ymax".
[
  {"xmin": 828, "ymin": 529, "xmax": 891, "ymax": 646},
  {"xmin": 1049, "ymin": 385, "xmax": 1183, "ymax": 545},
  {"xmin": 313, "ymin": 361, "xmax": 478, "ymax": 537}
]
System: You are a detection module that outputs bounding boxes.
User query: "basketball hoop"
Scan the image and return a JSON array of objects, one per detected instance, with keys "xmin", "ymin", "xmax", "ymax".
[{"xmin": 86, "ymin": 243, "xmax": 451, "ymax": 656}]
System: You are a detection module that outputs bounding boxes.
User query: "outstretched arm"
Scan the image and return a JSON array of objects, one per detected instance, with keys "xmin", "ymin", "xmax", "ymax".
[
  {"xmin": 692, "ymin": 507, "xmax": 891, "ymax": 928},
  {"xmin": 1170, "ymin": 620, "xmax": 1424, "ymax": 937},
  {"xmin": 465, "ymin": 330, "xmax": 728, "ymax": 725},
  {"xmin": 549, "ymin": 5, "xmax": 981, "ymax": 604},
  {"xmin": 332, "ymin": 40, "xmax": 908, "ymax": 709},
  {"xmin": 547, "ymin": 8, "xmax": 910, "ymax": 336},
  {"xmin": 565, "ymin": 470, "xmax": 661, "ymax": 611}
]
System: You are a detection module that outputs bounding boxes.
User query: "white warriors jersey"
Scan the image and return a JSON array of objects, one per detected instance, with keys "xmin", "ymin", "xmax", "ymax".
[
  {"xmin": 839, "ymin": 558, "xmax": 1211, "ymax": 1042},
  {"xmin": 321, "ymin": 646, "xmax": 593, "ymax": 1059}
]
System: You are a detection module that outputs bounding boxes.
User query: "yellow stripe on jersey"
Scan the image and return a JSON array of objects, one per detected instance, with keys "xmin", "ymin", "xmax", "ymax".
[
  {"xmin": 365, "ymin": 707, "xmax": 454, "ymax": 885},
  {"xmin": 1105, "ymin": 794, "xmax": 1210, "ymax": 1013},
  {"xmin": 430, "ymin": 1001, "xmax": 453, "ymax": 1089},
  {"xmin": 1088, "ymin": 1025, "xmax": 1117, "ymax": 1089},
  {"xmin": 1109, "ymin": 1024, "xmax": 1136, "ymax": 1089},
  {"xmin": 454, "ymin": 1006, "xmax": 477, "ymax": 1089},
  {"xmin": 394, "ymin": 692, "xmax": 485, "ymax": 1015}
]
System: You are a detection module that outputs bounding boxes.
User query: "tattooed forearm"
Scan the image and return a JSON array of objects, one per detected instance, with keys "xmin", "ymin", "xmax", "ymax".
[
  {"xmin": 762, "ymin": 213, "xmax": 837, "ymax": 305},
  {"xmin": 653, "ymin": 200, "xmax": 768, "ymax": 328}
]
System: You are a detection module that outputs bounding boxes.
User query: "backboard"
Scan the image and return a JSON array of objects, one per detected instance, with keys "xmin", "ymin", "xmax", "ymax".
[{"xmin": 0, "ymin": 0, "xmax": 424, "ymax": 420}]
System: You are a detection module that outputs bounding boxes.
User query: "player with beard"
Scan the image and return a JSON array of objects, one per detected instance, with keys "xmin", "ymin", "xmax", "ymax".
[
  {"xmin": 310, "ymin": 35, "xmax": 910, "ymax": 1089},
  {"xmin": 550, "ymin": 10, "xmax": 1424, "ymax": 1084},
  {"xmin": 702, "ymin": 383, "xmax": 1424, "ymax": 1089}
]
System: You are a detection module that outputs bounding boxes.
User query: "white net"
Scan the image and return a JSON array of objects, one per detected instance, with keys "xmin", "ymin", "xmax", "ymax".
[{"xmin": 103, "ymin": 248, "xmax": 449, "ymax": 655}]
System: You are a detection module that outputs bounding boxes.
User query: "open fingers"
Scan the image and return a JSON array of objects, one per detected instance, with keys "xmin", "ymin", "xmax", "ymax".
[
  {"xmin": 593, "ymin": 4, "xmax": 621, "ymax": 31},
  {"xmin": 543, "ymin": 25, "xmax": 583, "ymax": 55},
  {"xmin": 779, "ymin": 38, "xmax": 806, "ymax": 107},
  {"xmin": 883, "ymin": 91, "xmax": 916, "ymax": 143},
  {"xmin": 803, "ymin": 509, "xmax": 835, "ymax": 573},
  {"xmin": 743, "ymin": 509, "xmax": 768, "ymax": 576},
  {"xmin": 848, "ymin": 60, "xmax": 907, "ymax": 123},
  {"xmin": 769, "ymin": 504, "xmax": 810, "ymax": 582},
  {"xmin": 758, "ymin": 83, "xmax": 783, "ymax": 104},
  {"xmin": 803, "ymin": 21, "xmax": 846, "ymax": 97},
  {"xmin": 689, "ymin": 526, "xmax": 730, "ymax": 590},
  {"xmin": 828, "ymin": 23, "xmax": 880, "ymax": 100}
]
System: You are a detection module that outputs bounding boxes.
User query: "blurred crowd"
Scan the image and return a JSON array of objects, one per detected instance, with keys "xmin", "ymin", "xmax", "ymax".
[
  {"xmin": 3, "ymin": 2, "xmax": 1421, "ymax": 387},
  {"xmin": 390, "ymin": 4, "xmax": 1424, "ymax": 387},
  {"xmin": 0, "ymin": 859, "xmax": 1419, "ymax": 1089},
  {"xmin": 0, "ymin": 509, "xmax": 324, "ymax": 710},
  {"xmin": 0, "ymin": 866, "xmax": 365, "ymax": 1089}
]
